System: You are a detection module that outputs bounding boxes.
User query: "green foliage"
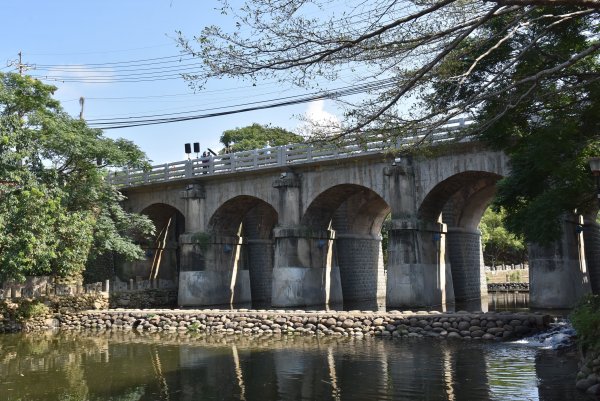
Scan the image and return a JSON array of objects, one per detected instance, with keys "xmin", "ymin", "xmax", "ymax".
[
  {"xmin": 220, "ymin": 123, "xmax": 303, "ymax": 153},
  {"xmin": 570, "ymin": 295, "xmax": 600, "ymax": 352},
  {"xmin": 0, "ymin": 299, "xmax": 50, "ymax": 321},
  {"xmin": 479, "ymin": 208, "xmax": 526, "ymax": 267},
  {"xmin": 15, "ymin": 300, "xmax": 50, "ymax": 320},
  {"xmin": 508, "ymin": 270, "xmax": 522, "ymax": 283},
  {"xmin": 429, "ymin": 6, "xmax": 600, "ymax": 244},
  {"xmin": 191, "ymin": 232, "xmax": 212, "ymax": 251},
  {"xmin": 188, "ymin": 322, "xmax": 200, "ymax": 332},
  {"xmin": 0, "ymin": 73, "xmax": 155, "ymax": 283}
]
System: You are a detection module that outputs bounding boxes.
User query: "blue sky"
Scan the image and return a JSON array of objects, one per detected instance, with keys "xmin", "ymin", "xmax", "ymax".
[{"xmin": 0, "ymin": 1, "xmax": 340, "ymax": 164}]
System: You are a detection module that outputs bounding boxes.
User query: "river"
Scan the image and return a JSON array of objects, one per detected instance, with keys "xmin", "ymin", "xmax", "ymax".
[{"xmin": 0, "ymin": 292, "xmax": 591, "ymax": 401}]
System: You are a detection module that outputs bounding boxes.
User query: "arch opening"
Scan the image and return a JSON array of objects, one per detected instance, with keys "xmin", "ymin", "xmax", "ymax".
[
  {"xmin": 419, "ymin": 171, "xmax": 504, "ymax": 306},
  {"xmin": 301, "ymin": 184, "xmax": 391, "ymax": 309},
  {"xmin": 205, "ymin": 195, "xmax": 279, "ymax": 306},
  {"xmin": 119, "ymin": 203, "xmax": 185, "ymax": 284}
]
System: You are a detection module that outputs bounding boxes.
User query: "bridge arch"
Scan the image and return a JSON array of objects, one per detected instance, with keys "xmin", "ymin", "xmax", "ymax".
[
  {"xmin": 206, "ymin": 195, "xmax": 279, "ymax": 305},
  {"xmin": 418, "ymin": 171, "xmax": 502, "ymax": 224},
  {"xmin": 418, "ymin": 171, "xmax": 503, "ymax": 304},
  {"xmin": 126, "ymin": 195, "xmax": 186, "ymax": 218},
  {"xmin": 301, "ymin": 184, "xmax": 391, "ymax": 308},
  {"xmin": 208, "ymin": 195, "xmax": 277, "ymax": 238},
  {"xmin": 301, "ymin": 184, "xmax": 390, "ymax": 231},
  {"xmin": 118, "ymin": 203, "xmax": 185, "ymax": 283}
]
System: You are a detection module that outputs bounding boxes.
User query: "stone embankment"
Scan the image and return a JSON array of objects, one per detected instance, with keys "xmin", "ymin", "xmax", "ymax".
[
  {"xmin": 576, "ymin": 351, "xmax": 600, "ymax": 396},
  {"xmin": 1, "ymin": 308, "xmax": 550, "ymax": 341},
  {"xmin": 487, "ymin": 283, "xmax": 529, "ymax": 292}
]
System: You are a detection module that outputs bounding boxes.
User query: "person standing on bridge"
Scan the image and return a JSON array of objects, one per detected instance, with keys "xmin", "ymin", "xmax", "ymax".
[{"xmin": 201, "ymin": 151, "xmax": 209, "ymax": 174}]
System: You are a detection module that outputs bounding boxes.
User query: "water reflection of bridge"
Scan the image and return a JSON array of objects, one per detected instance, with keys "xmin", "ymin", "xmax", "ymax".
[{"xmin": 0, "ymin": 332, "xmax": 584, "ymax": 400}]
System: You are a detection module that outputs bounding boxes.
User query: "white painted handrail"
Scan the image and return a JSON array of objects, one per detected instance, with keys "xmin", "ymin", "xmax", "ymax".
[{"xmin": 108, "ymin": 118, "xmax": 473, "ymax": 188}]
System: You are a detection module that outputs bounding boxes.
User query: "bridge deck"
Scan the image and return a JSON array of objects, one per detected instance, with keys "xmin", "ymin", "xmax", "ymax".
[{"xmin": 108, "ymin": 118, "xmax": 472, "ymax": 188}]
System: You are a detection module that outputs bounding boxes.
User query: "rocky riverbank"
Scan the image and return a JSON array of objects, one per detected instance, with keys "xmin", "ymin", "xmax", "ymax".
[
  {"xmin": 576, "ymin": 350, "xmax": 600, "ymax": 396},
  {"xmin": 487, "ymin": 283, "xmax": 529, "ymax": 292},
  {"xmin": 1, "ymin": 308, "xmax": 551, "ymax": 341}
]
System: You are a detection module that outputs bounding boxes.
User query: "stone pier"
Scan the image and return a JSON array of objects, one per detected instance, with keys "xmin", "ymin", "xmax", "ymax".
[{"xmin": 446, "ymin": 227, "xmax": 487, "ymax": 302}]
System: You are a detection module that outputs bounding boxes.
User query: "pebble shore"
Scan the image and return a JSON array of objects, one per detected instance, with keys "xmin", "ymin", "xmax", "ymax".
[{"xmin": 6, "ymin": 309, "xmax": 551, "ymax": 341}]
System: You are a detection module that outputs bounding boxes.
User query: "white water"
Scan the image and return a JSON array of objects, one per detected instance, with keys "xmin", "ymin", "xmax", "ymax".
[{"xmin": 512, "ymin": 321, "xmax": 577, "ymax": 350}]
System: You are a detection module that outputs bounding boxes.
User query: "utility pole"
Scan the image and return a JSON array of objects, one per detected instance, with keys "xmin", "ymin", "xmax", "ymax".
[
  {"xmin": 8, "ymin": 51, "xmax": 33, "ymax": 75},
  {"xmin": 79, "ymin": 97, "xmax": 85, "ymax": 120},
  {"xmin": 18, "ymin": 51, "xmax": 23, "ymax": 75}
]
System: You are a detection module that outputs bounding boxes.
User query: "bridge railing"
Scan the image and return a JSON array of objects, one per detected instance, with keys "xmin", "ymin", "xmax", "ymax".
[{"xmin": 108, "ymin": 117, "xmax": 473, "ymax": 188}]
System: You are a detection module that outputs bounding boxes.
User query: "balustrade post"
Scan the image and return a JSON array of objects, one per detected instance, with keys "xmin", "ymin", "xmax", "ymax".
[{"xmin": 185, "ymin": 160, "xmax": 193, "ymax": 178}]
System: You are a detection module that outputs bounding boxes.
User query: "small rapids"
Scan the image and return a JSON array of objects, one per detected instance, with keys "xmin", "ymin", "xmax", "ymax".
[{"xmin": 512, "ymin": 320, "xmax": 577, "ymax": 350}]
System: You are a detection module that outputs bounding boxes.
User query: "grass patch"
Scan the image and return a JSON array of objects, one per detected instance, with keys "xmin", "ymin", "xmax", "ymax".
[{"xmin": 570, "ymin": 294, "xmax": 600, "ymax": 352}]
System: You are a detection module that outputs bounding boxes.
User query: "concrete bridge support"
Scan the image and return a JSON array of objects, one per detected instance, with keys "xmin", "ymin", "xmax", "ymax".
[
  {"xmin": 178, "ymin": 233, "xmax": 251, "ymax": 306},
  {"xmin": 336, "ymin": 234, "xmax": 386, "ymax": 309},
  {"xmin": 246, "ymin": 238, "xmax": 275, "ymax": 304},
  {"xmin": 386, "ymin": 220, "xmax": 455, "ymax": 308},
  {"xmin": 271, "ymin": 227, "xmax": 343, "ymax": 307},
  {"xmin": 583, "ymin": 217, "xmax": 600, "ymax": 295},
  {"xmin": 446, "ymin": 227, "xmax": 487, "ymax": 302},
  {"xmin": 529, "ymin": 216, "xmax": 592, "ymax": 308}
]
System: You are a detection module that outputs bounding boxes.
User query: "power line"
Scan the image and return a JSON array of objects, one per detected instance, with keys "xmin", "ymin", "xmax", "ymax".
[
  {"xmin": 84, "ymin": 87, "xmax": 299, "ymax": 118},
  {"xmin": 87, "ymin": 88, "xmax": 331, "ymax": 122},
  {"xmin": 23, "ymin": 43, "xmax": 175, "ymax": 57},
  {"xmin": 30, "ymin": 65, "xmax": 205, "ymax": 81},
  {"xmin": 32, "ymin": 56, "xmax": 197, "ymax": 71},
  {"xmin": 88, "ymin": 77, "xmax": 397, "ymax": 129},
  {"xmin": 32, "ymin": 59, "xmax": 201, "ymax": 74},
  {"xmin": 32, "ymin": 70, "xmax": 204, "ymax": 83},
  {"xmin": 29, "ymin": 54, "xmax": 191, "ymax": 68}
]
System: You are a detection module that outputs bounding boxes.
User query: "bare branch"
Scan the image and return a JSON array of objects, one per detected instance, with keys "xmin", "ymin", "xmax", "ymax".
[{"xmin": 491, "ymin": 0, "xmax": 600, "ymax": 9}]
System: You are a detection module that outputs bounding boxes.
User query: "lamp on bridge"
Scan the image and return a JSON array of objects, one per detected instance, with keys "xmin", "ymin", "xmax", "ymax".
[{"xmin": 589, "ymin": 157, "xmax": 600, "ymax": 205}]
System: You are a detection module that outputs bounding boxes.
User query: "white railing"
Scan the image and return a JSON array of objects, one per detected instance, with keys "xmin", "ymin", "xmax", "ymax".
[{"xmin": 108, "ymin": 118, "xmax": 473, "ymax": 188}]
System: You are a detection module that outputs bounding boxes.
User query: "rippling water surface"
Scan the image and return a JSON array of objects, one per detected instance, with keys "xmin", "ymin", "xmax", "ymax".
[{"xmin": 0, "ymin": 329, "xmax": 587, "ymax": 401}]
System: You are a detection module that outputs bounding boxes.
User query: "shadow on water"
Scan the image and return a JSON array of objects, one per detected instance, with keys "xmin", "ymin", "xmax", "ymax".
[
  {"xmin": 0, "ymin": 331, "xmax": 587, "ymax": 401},
  {"xmin": 209, "ymin": 291, "xmax": 544, "ymax": 314},
  {"xmin": 212, "ymin": 292, "xmax": 572, "ymax": 318}
]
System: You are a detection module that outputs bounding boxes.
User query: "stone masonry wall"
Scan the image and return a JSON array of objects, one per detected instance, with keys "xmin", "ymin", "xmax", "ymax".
[
  {"xmin": 0, "ymin": 293, "xmax": 108, "ymax": 333},
  {"xmin": 336, "ymin": 237, "xmax": 386, "ymax": 306},
  {"xmin": 246, "ymin": 240, "xmax": 274, "ymax": 303},
  {"xmin": 2, "ymin": 308, "xmax": 550, "ymax": 342},
  {"xmin": 446, "ymin": 229, "xmax": 487, "ymax": 301},
  {"xmin": 109, "ymin": 289, "xmax": 177, "ymax": 309}
]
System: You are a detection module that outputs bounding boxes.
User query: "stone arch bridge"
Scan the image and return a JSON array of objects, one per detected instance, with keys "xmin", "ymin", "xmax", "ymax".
[{"xmin": 112, "ymin": 131, "xmax": 597, "ymax": 310}]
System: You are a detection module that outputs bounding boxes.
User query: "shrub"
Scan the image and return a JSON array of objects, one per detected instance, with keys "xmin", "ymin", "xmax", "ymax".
[
  {"xmin": 15, "ymin": 300, "xmax": 50, "ymax": 320},
  {"xmin": 570, "ymin": 294, "xmax": 600, "ymax": 352}
]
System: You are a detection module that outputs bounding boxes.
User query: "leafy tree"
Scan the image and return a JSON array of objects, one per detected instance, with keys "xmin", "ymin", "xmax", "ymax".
[
  {"xmin": 479, "ymin": 208, "xmax": 526, "ymax": 267},
  {"xmin": 428, "ymin": 6, "xmax": 600, "ymax": 243},
  {"xmin": 178, "ymin": 1, "xmax": 599, "ymax": 243},
  {"xmin": 219, "ymin": 123, "xmax": 303, "ymax": 153},
  {"xmin": 0, "ymin": 73, "xmax": 154, "ymax": 283},
  {"xmin": 178, "ymin": 0, "xmax": 598, "ymax": 139}
]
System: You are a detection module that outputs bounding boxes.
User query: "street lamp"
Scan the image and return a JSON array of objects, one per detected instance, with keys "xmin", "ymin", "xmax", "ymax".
[{"xmin": 589, "ymin": 157, "xmax": 600, "ymax": 205}]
